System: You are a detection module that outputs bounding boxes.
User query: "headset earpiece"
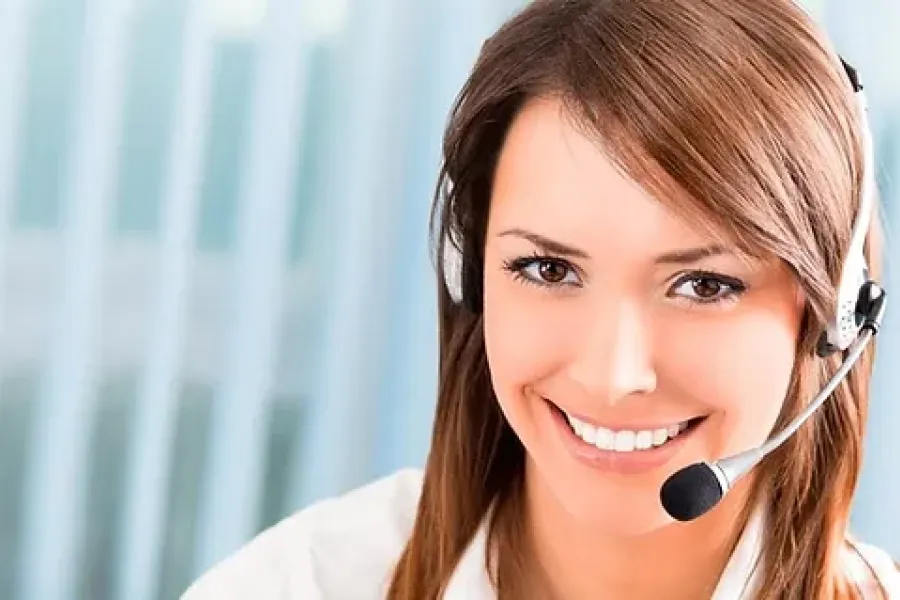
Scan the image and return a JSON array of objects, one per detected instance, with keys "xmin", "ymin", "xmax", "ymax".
[
  {"xmin": 442, "ymin": 230, "xmax": 465, "ymax": 305},
  {"xmin": 441, "ymin": 223, "xmax": 483, "ymax": 314},
  {"xmin": 816, "ymin": 58, "xmax": 881, "ymax": 357}
]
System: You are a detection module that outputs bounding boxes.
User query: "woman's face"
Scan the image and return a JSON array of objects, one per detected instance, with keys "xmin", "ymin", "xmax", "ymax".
[{"xmin": 482, "ymin": 97, "xmax": 805, "ymax": 535}]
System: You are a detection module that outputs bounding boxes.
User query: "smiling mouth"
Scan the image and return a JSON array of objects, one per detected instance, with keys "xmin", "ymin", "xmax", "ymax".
[{"xmin": 545, "ymin": 399, "xmax": 707, "ymax": 453}]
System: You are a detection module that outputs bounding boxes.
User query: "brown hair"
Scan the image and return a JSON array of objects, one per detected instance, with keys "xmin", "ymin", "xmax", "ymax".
[{"xmin": 387, "ymin": 0, "xmax": 884, "ymax": 598}]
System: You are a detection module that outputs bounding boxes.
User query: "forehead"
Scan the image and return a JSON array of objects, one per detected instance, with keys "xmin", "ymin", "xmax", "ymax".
[{"xmin": 488, "ymin": 97, "xmax": 735, "ymax": 255}]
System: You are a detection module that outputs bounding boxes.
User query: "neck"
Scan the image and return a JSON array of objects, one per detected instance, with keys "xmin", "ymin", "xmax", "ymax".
[{"xmin": 521, "ymin": 459, "xmax": 756, "ymax": 600}]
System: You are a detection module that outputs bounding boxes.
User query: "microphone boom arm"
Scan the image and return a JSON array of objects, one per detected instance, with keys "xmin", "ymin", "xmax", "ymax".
[{"xmin": 713, "ymin": 327, "xmax": 875, "ymax": 493}]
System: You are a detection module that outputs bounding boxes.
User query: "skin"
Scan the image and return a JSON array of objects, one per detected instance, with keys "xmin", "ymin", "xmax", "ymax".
[{"xmin": 481, "ymin": 97, "xmax": 806, "ymax": 599}]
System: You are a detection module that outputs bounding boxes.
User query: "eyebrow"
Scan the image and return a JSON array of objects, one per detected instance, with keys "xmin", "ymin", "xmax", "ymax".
[
  {"xmin": 498, "ymin": 228, "xmax": 734, "ymax": 265},
  {"xmin": 497, "ymin": 228, "xmax": 590, "ymax": 259},
  {"xmin": 653, "ymin": 244, "xmax": 731, "ymax": 265}
]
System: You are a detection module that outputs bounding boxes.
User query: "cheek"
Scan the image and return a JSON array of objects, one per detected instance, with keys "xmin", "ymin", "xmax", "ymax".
[
  {"xmin": 663, "ymin": 311, "xmax": 800, "ymax": 452},
  {"xmin": 483, "ymin": 281, "xmax": 578, "ymax": 399},
  {"xmin": 482, "ymin": 278, "xmax": 572, "ymax": 437}
]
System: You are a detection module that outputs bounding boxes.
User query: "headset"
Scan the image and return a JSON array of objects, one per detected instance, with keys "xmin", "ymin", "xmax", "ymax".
[{"xmin": 439, "ymin": 14, "xmax": 887, "ymax": 523}]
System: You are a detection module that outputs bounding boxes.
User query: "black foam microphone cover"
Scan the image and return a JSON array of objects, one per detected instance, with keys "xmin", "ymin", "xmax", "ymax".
[{"xmin": 660, "ymin": 463, "xmax": 724, "ymax": 522}]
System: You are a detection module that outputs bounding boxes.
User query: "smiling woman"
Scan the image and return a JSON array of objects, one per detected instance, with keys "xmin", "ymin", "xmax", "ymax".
[{"xmin": 180, "ymin": 1, "xmax": 898, "ymax": 599}]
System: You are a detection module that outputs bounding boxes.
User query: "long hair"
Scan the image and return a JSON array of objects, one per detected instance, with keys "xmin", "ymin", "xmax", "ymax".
[{"xmin": 387, "ymin": 1, "xmax": 884, "ymax": 598}]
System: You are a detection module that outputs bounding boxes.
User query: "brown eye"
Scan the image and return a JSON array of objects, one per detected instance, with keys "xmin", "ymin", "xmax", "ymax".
[
  {"xmin": 538, "ymin": 260, "xmax": 569, "ymax": 283},
  {"xmin": 503, "ymin": 255, "xmax": 580, "ymax": 288},
  {"xmin": 690, "ymin": 277, "xmax": 723, "ymax": 299},
  {"xmin": 668, "ymin": 271, "xmax": 747, "ymax": 305}
]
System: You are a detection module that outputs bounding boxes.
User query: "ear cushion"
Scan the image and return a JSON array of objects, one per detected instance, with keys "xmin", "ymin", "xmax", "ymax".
[
  {"xmin": 441, "ymin": 231, "xmax": 483, "ymax": 314},
  {"xmin": 442, "ymin": 234, "xmax": 465, "ymax": 304}
]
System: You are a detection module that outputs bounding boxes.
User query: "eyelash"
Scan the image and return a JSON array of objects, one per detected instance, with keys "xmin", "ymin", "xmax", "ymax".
[
  {"xmin": 502, "ymin": 252, "xmax": 582, "ymax": 289},
  {"xmin": 500, "ymin": 254, "xmax": 748, "ymax": 306},
  {"xmin": 668, "ymin": 270, "xmax": 748, "ymax": 306}
]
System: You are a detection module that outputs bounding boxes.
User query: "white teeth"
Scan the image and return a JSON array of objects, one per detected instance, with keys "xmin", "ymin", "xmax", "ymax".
[
  {"xmin": 652, "ymin": 428, "xmax": 668, "ymax": 446},
  {"xmin": 568, "ymin": 415, "xmax": 582, "ymax": 435},
  {"xmin": 635, "ymin": 430, "xmax": 653, "ymax": 450},
  {"xmin": 595, "ymin": 428, "xmax": 614, "ymax": 450},
  {"xmin": 581, "ymin": 425, "xmax": 597, "ymax": 444},
  {"xmin": 565, "ymin": 413, "xmax": 693, "ymax": 452},
  {"xmin": 614, "ymin": 431, "xmax": 636, "ymax": 452}
]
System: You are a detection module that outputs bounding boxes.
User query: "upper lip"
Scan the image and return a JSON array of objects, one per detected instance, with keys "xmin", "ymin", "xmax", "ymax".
[{"xmin": 545, "ymin": 398, "xmax": 705, "ymax": 431}]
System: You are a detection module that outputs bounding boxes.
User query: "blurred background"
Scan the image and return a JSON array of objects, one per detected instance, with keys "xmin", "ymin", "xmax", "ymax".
[{"xmin": 0, "ymin": 0, "xmax": 896, "ymax": 599}]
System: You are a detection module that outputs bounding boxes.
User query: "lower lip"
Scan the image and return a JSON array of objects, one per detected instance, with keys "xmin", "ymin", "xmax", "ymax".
[{"xmin": 546, "ymin": 400, "xmax": 701, "ymax": 475}]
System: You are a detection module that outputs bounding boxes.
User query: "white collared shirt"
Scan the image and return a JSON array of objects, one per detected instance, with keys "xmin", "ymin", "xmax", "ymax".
[{"xmin": 181, "ymin": 468, "xmax": 895, "ymax": 599}]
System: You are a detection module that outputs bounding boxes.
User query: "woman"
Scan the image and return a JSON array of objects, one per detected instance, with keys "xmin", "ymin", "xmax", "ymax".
[{"xmin": 183, "ymin": 0, "xmax": 899, "ymax": 598}]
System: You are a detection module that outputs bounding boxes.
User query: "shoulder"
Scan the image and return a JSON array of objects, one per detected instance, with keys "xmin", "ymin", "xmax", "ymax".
[
  {"xmin": 845, "ymin": 539, "xmax": 900, "ymax": 598},
  {"xmin": 181, "ymin": 468, "xmax": 424, "ymax": 600}
]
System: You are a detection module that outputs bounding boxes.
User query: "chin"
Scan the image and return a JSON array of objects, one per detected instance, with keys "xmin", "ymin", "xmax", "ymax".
[
  {"xmin": 554, "ymin": 475, "xmax": 677, "ymax": 537},
  {"xmin": 524, "ymin": 447, "xmax": 679, "ymax": 538}
]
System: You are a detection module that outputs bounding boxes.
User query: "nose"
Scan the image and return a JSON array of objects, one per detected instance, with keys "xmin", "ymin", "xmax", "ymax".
[{"xmin": 566, "ymin": 299, "xmax": 658, "ymax": 404}]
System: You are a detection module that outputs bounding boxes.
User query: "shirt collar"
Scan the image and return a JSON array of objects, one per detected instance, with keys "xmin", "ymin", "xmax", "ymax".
[
  {"xmin": 443, "ymin": 519, "xmax": 495, "ymax": 599},
  {"xmin": 443, "ymin": 504, "xmax": 766, "ymax": 599},
  {"xmin": 710, "ymin": 503, "xmax": 766, "ymax": 599}
]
